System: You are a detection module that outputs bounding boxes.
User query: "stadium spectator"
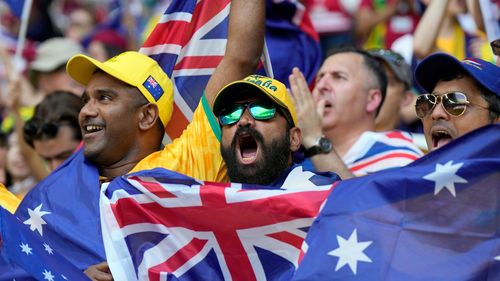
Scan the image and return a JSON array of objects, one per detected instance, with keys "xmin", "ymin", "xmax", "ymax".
[
  {"xmin": 369, "ymin": 48, "xmax": 415, "ymax": 132},
  {"xmin": 414, "ymin": 53, "xmax": 500, "ymax": 151},
  {"xmin": 288, "ymin": 47, "xmax": 423, "ymax": 176},
  {"xmin": 213, "ymin": 74, "xmax": 340, "ymax": 185},
  {"xmin": 23, "ymin": 91, "xmax": 83, "ymax": 171},
  {"xmin": 29, "ymin": 37, "xmax": 84, "ymax": 96}
]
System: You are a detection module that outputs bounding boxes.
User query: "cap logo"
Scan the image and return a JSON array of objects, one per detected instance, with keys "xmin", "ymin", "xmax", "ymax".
[
  {"xmin": 463, "ymin": 59, "xmax": 483, "ymax": 70},
  {"xmin": 143, "ymin": 76, "xmax": 164, "ymax": 101},
  {"xmin": 245, "ymin": 75, "xmax": 278, "ymax": 92}
]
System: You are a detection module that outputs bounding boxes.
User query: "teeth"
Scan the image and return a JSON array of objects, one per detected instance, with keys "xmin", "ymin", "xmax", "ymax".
[{"xmin": 85, "ymin": 125, "xmax": 103, "ymax": 133}]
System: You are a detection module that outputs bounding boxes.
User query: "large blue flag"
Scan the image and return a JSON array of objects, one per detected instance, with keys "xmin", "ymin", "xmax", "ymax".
[
  {"xmin": 1, "ymin": 147, "xmax": 101, "ymax": 278},
  {"xmin": 293, "ymin": 124, "xmax": 500, "ymax": 280},
  {"xmin": 0, "ymin": 207, "xmax": 89, "ymax": 280}
]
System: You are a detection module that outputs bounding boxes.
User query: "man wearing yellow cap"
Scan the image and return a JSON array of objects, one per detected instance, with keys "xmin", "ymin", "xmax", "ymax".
[{"xmin": 213, "ymin": 74, "xmax": 340, "ymax": 186}]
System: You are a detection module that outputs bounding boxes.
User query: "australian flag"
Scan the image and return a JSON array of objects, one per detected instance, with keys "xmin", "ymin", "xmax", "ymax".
[
  {"xmin": 0, "ymin": 207, "xmax": 89, "ymax": 280},
  {"xmin": 293, "ymin": 124, "xmax": 500, "ymax": 281},
  {"xmin": 0, "ymin": 147, "xmax": 102, "ymax": 279},
  {"xmin": 100, "ymin": 166, "xmax": 335, "ymax": 280},
  {"xmin": 140, "ymin": 0, "xmax": 320, "ymax": 140}
]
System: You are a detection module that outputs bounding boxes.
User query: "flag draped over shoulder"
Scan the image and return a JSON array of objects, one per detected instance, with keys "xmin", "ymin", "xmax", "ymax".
[
  {"xmin": 11, "ymin": 147, "xmax": 102, "ymax": 273},
  {"xmin": 101, "ymin": 168, "xmax": 334, "ymax": 281},
  {"xmin": 140, "ymin": 0, "xmax": 321, "ymax": 140},
  {"xmin": 0, "ymin": 207, "xmax": 89, "ymax": 280},
  {"xmin": 293, "ymin": 124, "xmax": 500, "ymax": 281}
]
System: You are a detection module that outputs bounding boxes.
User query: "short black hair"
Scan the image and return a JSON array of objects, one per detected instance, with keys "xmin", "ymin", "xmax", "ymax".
[
  {"xmin": 23, "ymin": 91, "xmax": 83, "ymax": 147},
  {"xmin": 326, "ymin": 46, "xmax": 388, "ymax": 115},
  {"xmin": 439, "ymin": 70, "xmax": 500, "ymax": 121}
]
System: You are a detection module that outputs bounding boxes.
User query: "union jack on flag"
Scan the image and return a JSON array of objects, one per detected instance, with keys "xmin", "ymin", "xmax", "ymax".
[
  {"xmin": 100, "ymin": 168, "xmax": 334, "ymax": 280},
  {"xmin": 140, "ymin": 0, "xmax": 231, "ymax": 140},
  {"xmin": 140, "ymin": 0, "xmax": 321, "ymax": 141}
]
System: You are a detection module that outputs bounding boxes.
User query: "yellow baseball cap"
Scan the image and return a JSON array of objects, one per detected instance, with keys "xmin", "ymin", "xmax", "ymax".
[
  {"xmin": 66, "ymin": 51, "xmax": 174, "ymax": 127},
  {"xmin": 213, "ymin": 75, "xmax": 297, "ymax": 126}
]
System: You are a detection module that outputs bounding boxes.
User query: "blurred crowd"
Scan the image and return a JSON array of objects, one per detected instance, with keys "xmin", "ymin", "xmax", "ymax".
[{"xmin": 0, "ymin": 0, "xmax": 497, "ymax": 199}]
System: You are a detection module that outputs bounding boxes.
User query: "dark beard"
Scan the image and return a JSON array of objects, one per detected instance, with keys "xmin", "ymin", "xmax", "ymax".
[{"xmin": 221, "ymin": 126, "xmax": 291, "ymax": 185}]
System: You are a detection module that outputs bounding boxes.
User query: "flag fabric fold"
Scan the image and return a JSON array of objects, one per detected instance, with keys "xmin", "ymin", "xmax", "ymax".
[
  {"xmin": 293, "ymin": 124, "xmax": 500, "ymax": 281},
  {"xmin": 0, "ymin": 207, "xmax": 89, "ymax": 280},
  {"xmin": 13, "ymin": 148, "xmax": 103, "ymax": 271},
  {"xmin": 101, "ymin": 167, "xmax": 335, "ymax": 281}
]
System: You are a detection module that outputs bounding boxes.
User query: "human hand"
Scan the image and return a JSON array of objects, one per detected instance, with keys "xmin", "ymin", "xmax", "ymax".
[
  {"xmin": 288, "ymin": 67, "xmax": 324, "ymax": 148},
  {"xmin": 84, "ymin": 261, "xmax": 113, "ymax": 281}
]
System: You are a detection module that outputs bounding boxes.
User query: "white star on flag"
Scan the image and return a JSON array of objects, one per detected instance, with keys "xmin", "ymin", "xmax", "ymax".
[
  {"xmin": 23, "ymin": 204, "xmax": 51, "ymax": 236},
  {"xmin": 42, "ymin": 269, "xmax": 54, "ymax": 281},
  {"xmin": 423, "ymin": 161, "xmax": 467, "ymax": 197},
  {"xmin": 43, "ymin": 243, "xmax": 54, "ymax": 255},
  {"xmin": 328, "ymin": 228, "xmax": 373, "ymax": 274},
  {"xmin": 20, "ymin": 243, "xmax": 32, "ymax": 255},
  {"xmin": 495, "ymin": 255, "xmax": 500, "ymax": 261},
  {"xmin": 61, "ymin": 275, "xmax": 68, "ymax": 280}
]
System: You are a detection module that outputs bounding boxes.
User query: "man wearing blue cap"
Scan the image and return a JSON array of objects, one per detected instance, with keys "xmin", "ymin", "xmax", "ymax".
[{"xmin": 414, "ymin": 53, "xmax": 500, "ymax": 151}]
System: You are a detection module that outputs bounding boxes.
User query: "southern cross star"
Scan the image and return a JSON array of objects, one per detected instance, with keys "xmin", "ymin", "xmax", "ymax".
[
  {"xmin": 20, "ymin": 243, "xmax": 32, "ymax": 255},
  {"xmin": 23, "ymin": 204, "xmax": 51, "ymax": 236},
  {"xmin": 328, "ymin": 228, "xmax": 372, "ymax": 275},
  {"xmin": 423, "ymin": 161, "xmax": 467, "ymax": 197}
]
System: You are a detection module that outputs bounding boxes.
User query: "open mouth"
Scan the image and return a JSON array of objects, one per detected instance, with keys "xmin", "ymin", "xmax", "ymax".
[
  {"xmin": 238, "ymin": 134, "xmax": 259, "ymax": 164},
  {"xmin": 432, "ymin": 130, "xmax": 453, "ymax": 149}
]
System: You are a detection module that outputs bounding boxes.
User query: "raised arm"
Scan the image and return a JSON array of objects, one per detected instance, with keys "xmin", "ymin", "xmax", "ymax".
[
  {"xmin": 205, "ymin": 0, "xmax": 265, "ymax": 107},
  {"xmin": 413, "ymin": 0, "xmax": 451, "ymax": 59}
]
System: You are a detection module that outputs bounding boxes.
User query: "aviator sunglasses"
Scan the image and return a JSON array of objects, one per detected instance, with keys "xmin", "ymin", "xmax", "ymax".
[
  {"xmin": 217, "ymin": 101, "xmax": 277, "ymax": 126},
  {"xmin": 415, "ymin": 92, "xmax": 490, "ymax": 118}
]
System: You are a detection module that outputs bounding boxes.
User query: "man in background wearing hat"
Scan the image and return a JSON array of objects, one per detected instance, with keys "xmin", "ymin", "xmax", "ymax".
[
  {"xmin": 288, "ymin": 47, "xmax": 423, "ymax": 177},
  {"xmin": 13, "ymin": 0, "xmax": 266, "ymax": 279},
  {"xmin": 414, "ymin": 53, "xmax": 500, "ymax": 152},
  {"xmin": 213, "ymin": 74, "xmax": 340, "ymax": 185},
  {"xmin": 369, "ymin": 49, "xmax": 415, "ymax": 132},
  {"xmin": 30, "ymin": 37, "xmax": 84, "ymax": 96}
]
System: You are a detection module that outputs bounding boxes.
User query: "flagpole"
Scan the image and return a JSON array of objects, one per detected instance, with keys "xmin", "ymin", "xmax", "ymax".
[
  {"xmin": 13, "ymin": 0, "xmax": 34, "ymax": 78},
  {"xmin": 262, "ymin": 38, "xmax": 274, "ymax": 79}
]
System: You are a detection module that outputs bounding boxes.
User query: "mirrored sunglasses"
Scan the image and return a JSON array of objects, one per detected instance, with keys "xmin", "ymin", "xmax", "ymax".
[
  {"xmin": 415, "ymin": 92, "xmax": 490, "ymax": 118},
  {"xmin": 217, "ymin": 101, "xmax": 277, "ymax": 126}
]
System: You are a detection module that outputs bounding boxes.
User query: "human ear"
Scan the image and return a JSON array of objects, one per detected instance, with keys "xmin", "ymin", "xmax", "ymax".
[
  {"xmin": 289, "ymin": 127, "xmax": 302, "ymax": 152},
  {"xmin": 366, "ymin": 89, "xmax": 382, "ymax": 113},
  {"xmin": 138, "ymin": 103, "xmax": 160, "ymax": 131}
]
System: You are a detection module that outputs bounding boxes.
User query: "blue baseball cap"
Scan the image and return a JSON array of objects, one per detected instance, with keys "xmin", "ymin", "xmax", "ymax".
[{"xmin": 415, "ymin": 53, "xmax": 500, "ymax": 97}]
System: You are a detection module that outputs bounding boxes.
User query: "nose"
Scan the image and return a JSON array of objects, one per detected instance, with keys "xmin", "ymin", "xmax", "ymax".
[
  {"xmin": 314, "ymin": 76, "xmax": 331, "ymax": 98},
  {"xmin": 236, "ymin": 108, "xmax": 256, "ymax": 128},
  {"xmin": 79, "ymin": 99, "xmax": 98, "ymax": 122},
  {"xmin": 430, "ymin": 98, "xmax": 450, "ymax": 121}
]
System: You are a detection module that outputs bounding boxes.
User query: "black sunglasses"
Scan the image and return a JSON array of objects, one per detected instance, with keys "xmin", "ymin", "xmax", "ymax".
[
  {"xmin": 23, "ymin": 119, "xmax": 75, "ymax": 146},
  {"xmin": 415, "ymin": 92, "xmax": 490, "ymax": 118}
]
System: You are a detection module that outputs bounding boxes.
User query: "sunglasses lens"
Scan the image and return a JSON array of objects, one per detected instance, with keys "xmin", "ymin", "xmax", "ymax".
[
  {"xmin": 443, "ymin": 93, "xmax": 468, "ymax": 116},
  {"xmin": 219, "ymin": 106, "xmax": 244, "ymax": 126},
  {"xmin": 249, "ymin": 103, "xmax": 276, "ymax": 120},
  {"xmin": 415, "ymin": 94, "xmax": 436, "ymax": 118}
]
